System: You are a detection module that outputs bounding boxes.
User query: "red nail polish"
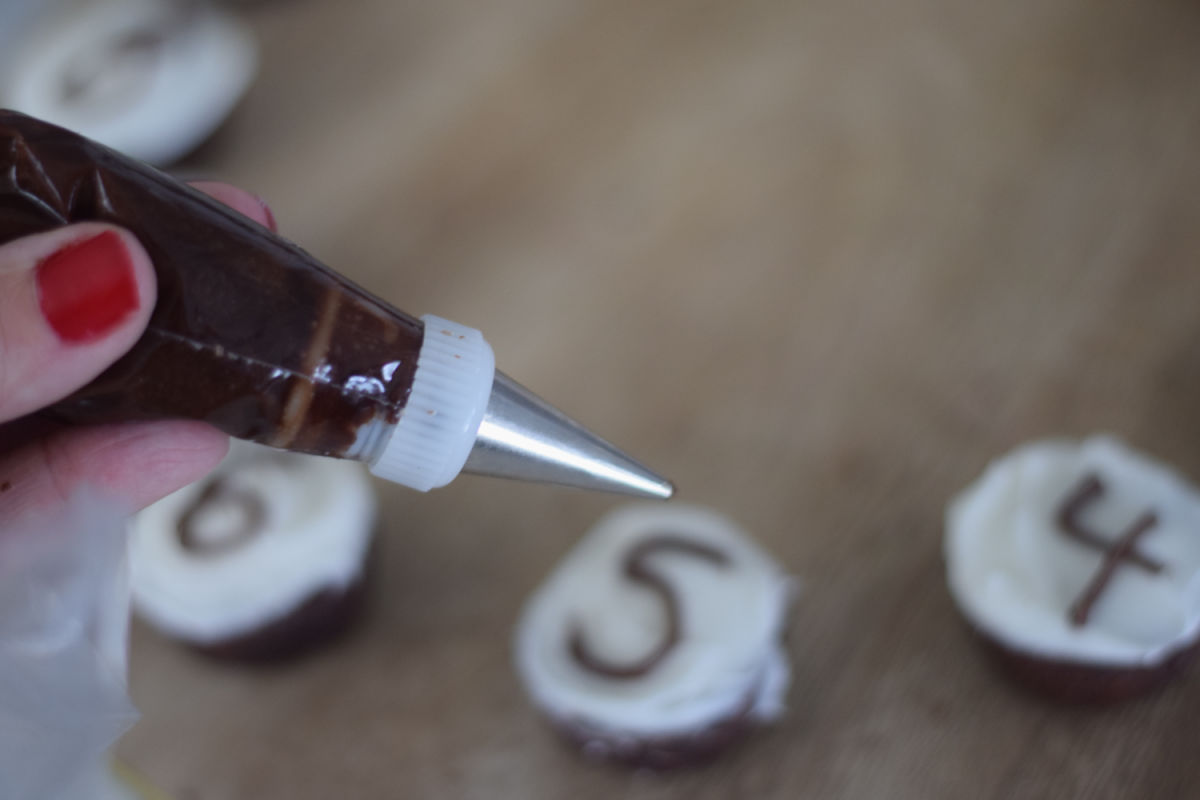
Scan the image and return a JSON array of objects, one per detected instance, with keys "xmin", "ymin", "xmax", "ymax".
[{"xmin": 36, "ymin": 230, "xmax": 140, "ymax": 343}]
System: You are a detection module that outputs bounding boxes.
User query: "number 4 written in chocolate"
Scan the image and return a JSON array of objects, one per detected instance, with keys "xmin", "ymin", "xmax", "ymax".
[{"xmin": 1055, "ymin": 473, "xmax": 1163, "ymax": 627}]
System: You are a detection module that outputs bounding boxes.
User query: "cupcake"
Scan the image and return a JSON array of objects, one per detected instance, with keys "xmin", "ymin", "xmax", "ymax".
[
  {"xmin": 945, "ymin": 436, "xmax": 1200, "ymax": 703},
  {"xmin": 130, "ymin": 439, "xmax": 376, "ymax": 661},
  {"xmin": 3, "ymin": 0, "xmax": 258, "ymax": 165},
  {"xmin": 514, "ymin": 504, "xmax": 793, "ymax": 769}
]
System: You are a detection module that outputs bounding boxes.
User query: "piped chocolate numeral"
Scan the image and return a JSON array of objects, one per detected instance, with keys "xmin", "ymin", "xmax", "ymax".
[
  {"xmin": 1055, "ymin": 473, "xmax": 1161, "ymax": 627},
  {"xmin": 177, "ymin": 477, "xmax": 267, "ymax": 558},
  {"xmin": 568, "ymin": 536, "xmax": 731, "ymax": 679}
]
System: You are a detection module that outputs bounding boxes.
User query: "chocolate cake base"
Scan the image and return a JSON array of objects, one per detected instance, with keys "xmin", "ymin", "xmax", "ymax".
[
  {"xmin": 192, "ymin": 575, "xmax": 368, "ymax": 663},
  {"xmin": 548, "ymin": 688, "xmax": 761, "ymax": 770},
  {"xmin": 973, "ymin": 628, "xmax": 1200, "ymax": 705}
]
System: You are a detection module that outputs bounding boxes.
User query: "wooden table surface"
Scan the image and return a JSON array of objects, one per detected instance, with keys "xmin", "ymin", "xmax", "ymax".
[{"xmin": 119, "ymin": 1, "xmax": 1200, "ymax": 797}]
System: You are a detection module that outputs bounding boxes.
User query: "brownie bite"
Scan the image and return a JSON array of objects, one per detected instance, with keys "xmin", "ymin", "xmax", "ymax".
[
  {"xmin": 945, "ymin": 436, "xmax": 1200, "ymax": 703},
  {"xmin": 129, "ymin": 439, "xmax": 377, "ymax": 661},
  {"xmin": 514, "ymin": 504, "xmax": 794, "ymax": 768}
]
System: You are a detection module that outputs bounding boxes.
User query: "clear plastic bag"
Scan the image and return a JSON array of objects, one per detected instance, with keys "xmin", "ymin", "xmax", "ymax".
[{"xmin": 0, "ymin": 489, "xmax": 138, "ymax": 799}]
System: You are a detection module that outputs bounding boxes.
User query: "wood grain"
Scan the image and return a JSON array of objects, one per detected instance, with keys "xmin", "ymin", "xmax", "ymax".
[{"xmin": 120, "ymin": 0, "xmax": 1200, "ymax": 797}]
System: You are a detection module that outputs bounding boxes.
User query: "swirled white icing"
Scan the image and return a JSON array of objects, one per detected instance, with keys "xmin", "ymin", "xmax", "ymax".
[
  {"xmin": 129, "ymin": 439, "xmax": 376, "ymax": 642},
  {"xmin": 514, "ymin": 504, "xmax": 793, "ymax": 737},
  {"xmin": 945, "ymin": 436, "xmax": 1200, "ymax": 666}
]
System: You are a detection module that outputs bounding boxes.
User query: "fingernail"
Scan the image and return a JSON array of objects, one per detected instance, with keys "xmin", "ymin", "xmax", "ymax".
[
  {"xmin": 36, "ymin": 231, "xmax": 140, "ymax": 343},
  {"xmin": 259, "ymin": 197, "xmax": 277, "ymax": 233}
]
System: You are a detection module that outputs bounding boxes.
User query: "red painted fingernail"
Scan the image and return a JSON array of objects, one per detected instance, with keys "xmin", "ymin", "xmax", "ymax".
[
  {"xmin": 259, "ymin": 197, "xmax": 278, "ymax": 233},
  {"xmin": 36, "ymin": 231, "xmax": 140, "ymax": 343}
]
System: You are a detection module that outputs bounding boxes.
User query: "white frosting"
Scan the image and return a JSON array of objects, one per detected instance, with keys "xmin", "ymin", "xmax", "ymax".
[
  {"xmin": 129, "ymin": 440, "xmax": 376, "ymax": 643},
  {"xmin": 514, "ymin": 504, "xmax": 793, "ymax": 737},
  {"xmin": 2, "ymin": 0, "xmax": 257, "ymax": 165},
  {"xmin": 945, "ymin": 436, "xmax": 1200, "ymax": 667}
]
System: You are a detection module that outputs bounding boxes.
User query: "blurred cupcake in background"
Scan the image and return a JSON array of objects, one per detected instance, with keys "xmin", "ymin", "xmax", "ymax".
[{"xmin": 0, "ymin": 0, "xmax": 257, "ymax": 164}]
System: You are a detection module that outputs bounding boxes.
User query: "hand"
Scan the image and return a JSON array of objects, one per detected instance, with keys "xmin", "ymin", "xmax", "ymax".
[{"xmin": 0, "ymin": 182, "xmax": 276, "ymax": 515}]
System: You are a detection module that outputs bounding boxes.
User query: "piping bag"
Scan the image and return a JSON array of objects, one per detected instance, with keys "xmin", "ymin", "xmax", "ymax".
[
  {"xmin": 0, "ymin": 490, "xmax": 139, "ymax": 799},
  {"xmin": 0, "ymin": 110, "xmax": 673, "ymax": 500}
]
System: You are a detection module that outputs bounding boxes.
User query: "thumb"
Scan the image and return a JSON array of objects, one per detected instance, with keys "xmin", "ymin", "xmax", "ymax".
[{"xmin": 0, "ymin": 223, "xmax": 155, "ymax": 423}]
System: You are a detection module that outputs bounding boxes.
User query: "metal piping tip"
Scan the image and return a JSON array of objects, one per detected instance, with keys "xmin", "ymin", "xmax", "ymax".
[{"xmin": 462, "ymin": 372, "xmax": 675, "ymax": 499}]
